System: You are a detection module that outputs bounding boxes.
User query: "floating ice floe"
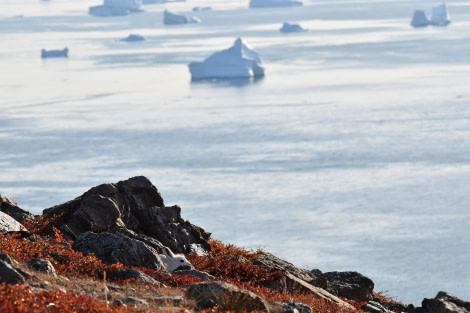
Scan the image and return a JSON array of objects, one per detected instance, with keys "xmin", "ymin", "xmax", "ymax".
[
  {"xmin": 163, "ymin": 10, "xmax": 200, "ymax": 25},
  {"xmin": 89, "ymin": 0, "xmax": 143, "ymax": 17},
  {"xmin": 280, "ymin": 22, "xmax": 308, "ymax": 33},
  {"xmin": 188, "ymin": 38, "xmax": 265, "ymax": 80},
  {"xmin": 410, "ymin": 3, "xmax": 450, "ymax": 28},
  {"xmin": 249, "ymin": 0, "xmax": 302, "ymax": 8},
  {"xmin": 192, "ymin": 6, "xmax": 212, "ymax": 11},
  {"xmin": 121, "ymin": 34, "xmax": 145, "ymax": 42},
  {"xmin": 41, "ymin": 47, "xmax": 68, "ymax": 58}
]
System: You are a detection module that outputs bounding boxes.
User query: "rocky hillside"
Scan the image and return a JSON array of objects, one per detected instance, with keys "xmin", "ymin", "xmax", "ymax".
[{"xmin": 0, "ymin": 176, "xmax": 468, "ymax": 313}]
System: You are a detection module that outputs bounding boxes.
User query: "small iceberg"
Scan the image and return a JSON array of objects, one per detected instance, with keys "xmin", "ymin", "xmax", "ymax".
[
  {"xmin": 41, "ymin": 47, "xmax": 69, "ymax": 58},
  {"xmin": 249, "ymin": 0, "xmax": 302, "ymax": 8},
  {"xmin": 163, "ymin": 10, "xmax": 200, "ymax": 25},
  {"xmin": 280, "ymin": 22, "xmax": 308, "ymax": 33},
  {"xmin": 430, "ymin": 3, "xmax": 451, "ymax": 26},
  {"xmin": 121, "ymin": 34, "xmax": 145, "ymax": 42},
  {"xmin": 410, "ymin": 10, "xmax": 429, "ymax": 27},
  {"xmin": 142, "ymin": 0, "xmax": 166, "ymax": 3},
  {"xmin": 188, "ymin": 38, "xmax": 265, "ymax": 80},
  {"xmin": 410, "ymin": 3, "xmax": 450, "ymax": 28},
  {"xmin": 192, "ymin": 6, "xmax": 212, "ymax": 11},
  {"xmin": 89, "ymin": 0, "xmax": 143, "ymax": 17}
]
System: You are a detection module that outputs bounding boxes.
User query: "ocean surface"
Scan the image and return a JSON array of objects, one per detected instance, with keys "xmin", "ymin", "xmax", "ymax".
[{"xmin": 1, "ymin": 0, "xmax": 469, "ymax": 305}]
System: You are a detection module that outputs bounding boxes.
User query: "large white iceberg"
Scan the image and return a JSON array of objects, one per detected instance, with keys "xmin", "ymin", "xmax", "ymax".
[
  {"xmin": 188, "ymin": 38, "xmax": 265, "ymax": 80},
  {"xmin": 430, "ymin": 3, "xmax": 451, "ymax": 26},
  {"xmin": 249, "ymin": 0, "xmax": 302, "ymax": 8},
  {"xmin": 41, "ymin": 47, "xmax": 69, "ymax": 58},
  {"xmin": 280, "ymin": 22, "xmax": 308, "ymax": 33},
  {"xmin": 163, "ymin": 10, "xmax": 200, "ymax": 25},
  {"xmin": 89, "ymin": 0, "xmax": 143, "ymax": 17}
]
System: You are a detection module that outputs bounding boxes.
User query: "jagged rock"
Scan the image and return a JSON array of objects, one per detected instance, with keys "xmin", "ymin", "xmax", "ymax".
[
  {"xmin": 422, "ymin": 291, "xmax": 470, "ymax": 313},
  {"xmin": 26, "ymin": 258, "xmax": 57, "ymax": 276},
  {"xmin": 108, "ymin": 268, "xmax": 164, "ymax": 286},
  {"xmin": 125, "ymin": 296, "xmax": 149, "ymax": 307},
  {"xmin": 43, "ymin": 176, "xmax": 211, "ymax": 255},
  {"xmin": 173, "ymin": 269, "xmax": 216, "ymax": 281},
  {"xmin": 72, "ymin": 231, "xmax": 165, "ymax": 269},
  {"xmin": 186, "ymin": 281, "xmax": 270, "ymax": 312},
  {"xmin": 253, "ymin": 251, "xmax": 333, "ymax": 293},
  {"xmin": 363, "ymin": 301, "xmax": 393, "ymax": 313},
  {"xmin": 0, "ymin": 211, "xmax": 25, "ymax": 232},
  {"xmin": 0, "ymin": 252, "xmax": 13, "ymax": 264},
  {"xmin": 321, "ymin": 271, "xmax": 374, "ymax": 301},
  {"xmin": 273, "ymin": 301, "xmax": 312, "ymax": 313},
  {"xmin": 0, "ymin": 260, "xmax": 25, "ymax": 284},
  {"xmin": 150, "ymin": 296, "xmax": 184, "ymax": 306},
  {"xmin": 0, "ymin": 195, "xmax": 35, "ymax": 223}
]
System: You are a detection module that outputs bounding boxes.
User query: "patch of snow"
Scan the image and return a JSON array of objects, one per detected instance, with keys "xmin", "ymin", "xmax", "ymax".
[
  {"xmin": 188, "ymin": 38, "xmax": 265, "ymax": 80},
  {"xmin": 41, "ymin": 47, "xmax": 68, "ymax": 58},
  {"xmin": 280, "ymin": 22, "xmax": 308, "ymax": 33},
  {"xmin": 249, "ymin": 0, "xmax": 302, "ymax": 8}
]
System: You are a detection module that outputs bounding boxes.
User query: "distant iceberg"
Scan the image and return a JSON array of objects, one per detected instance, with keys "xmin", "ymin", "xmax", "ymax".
[
  {"xmin": 41, "ymin": 47, "xmax": 68, "ymax": 58},
  {"xmin": 249, "ymin": 0, "xmax": 302, "ymax": 8},
  {"xmin": 410, "ymin": 10, "xmax": 429, "ymax": 27},
  {"xmin": 192, "ymin": 6, "xmax": 212, "ymax": 11},
  {"xmin": 188, "ymin": 38, "xmax": 265, "ymax": 80},
  {"xmin": 430, "ymin": 3, "xmax": 451, "ymax": 26},
  {"xmin": 280, "ymin": 22, "xmax": 308, "ymax": 33},
  {"xmin": 89, "ymin": 0, "xmax": 143, "ymax": 17},
  {"xmin": 410, "ymin": 3, "xmax": 450, "ymax": 28},
  {"xmin": 142, "ymin": 0, "xmax": 166, "ymax": 3},
  {"xmin": 121, "ymin": 34, "xmax": 145, "ymax": 42},
  {"xmin": 163, "ymin": 10, "xmax": 200, "ymax": 25}
]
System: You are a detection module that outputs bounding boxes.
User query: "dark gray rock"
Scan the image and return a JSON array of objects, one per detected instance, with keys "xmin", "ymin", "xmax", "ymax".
[
  {"xmin": 173, "ymin": 269, "xmax": 215, "ymax": 281},
  {"xmin": 0, "ymin": 194, "xmax": 35, "ymax": 223},
  {"xmin": 108, "ymin": 268, "xmax": 163, "ymax": 286},
  {"xmin": 43, "ymin": 176, "xmax": 211, "ymax": 255},
  {"xmin": 186, "ymin": 281, "xmax": 270, "ymax": 312},
  {"xmin": 0, "ymin": 260, "xmax": 25, "ymax": 284},
  {"xmin": 422, "ymin": 291, "xmax": 470, "ymax": 313},
  {"xmin": 72, "ymin": 231, "xmax": 165, "ymax": 269},
  {"xmin": 124, "ymin": 296, "xmax": 149, "ymax": 307},
  {"xmin": 26, "ymin": 258, "xmax": 57, "ymax": 276},
  {"xmin": 363, "ymin": 301, "xmax": 392, "ymax": 313},
  {"xmin": 273, "ymin": 301, "xmax": 312, "ymax": 313},
  {"xmin": 321, "ymin": 271, "xmax": 374, "ymax": 301}
]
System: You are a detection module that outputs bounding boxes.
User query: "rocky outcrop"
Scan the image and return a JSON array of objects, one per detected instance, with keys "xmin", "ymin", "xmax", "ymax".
[
  {"xmin": 0, "ymin": 194, "xmax": 35, "ymax": 223},
  {"xmin": 26, "ymin": 258, "xmax": 56, "ymax": 276},
  {"xmin": 0, "ymin": 260, "xmax": 25, "ymax": 284},
  {"xmin": 42, "ymin": 176, "xmax": 211, "ymax": 256},
  {"xmin": 108, "ymin": 268, "xmax": 163, "ymax": 286},
  {"xmin": 72, "ymin": 231, "xmax": 165, "ymax": 269},
  {"xmin": 421, "ymin": 292, "xmax": 470, "ymax": 313},
  {"xmin": 186, "ymin": 281, "xmax": 270, "ymax": 312},
  {"xmin": 0, "ymin": 211, "xmax": 25, "ymax": 232},
  {"xmin": 321, "ymin": 271, "xmax": 374, "ymax": 302}
]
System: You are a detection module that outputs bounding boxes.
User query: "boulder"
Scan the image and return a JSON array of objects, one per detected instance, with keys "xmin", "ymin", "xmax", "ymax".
[
  {"xmin": 422, "ymin": 291, "xmax": 470, "ymax": 313},
  {"xmin": 0, "ymin": 260, "xmax": 25, "ymax": 284},
  {"xmin": 186, "ymin": 281, "xmax": 270, "ymax": 312},
  {"xmin": 0, "ymin": 195, "xmax": 35, "ymax": 223},
  {"xmin": 26, "ymin": 258, "xmax": 57, "ymax": 276},
  {"xmin": 72, "ymin": 232, "xmax": 165, "ymax": 269},
  {"xmin": 321, "ymin": 271, "xmax": 374, "ymax": 302},
  {"xmin": 273, "ymin": 301, "xmax": 312, "ymax": 313},
  {"xmin": 108, "ymin": 268, "xmax": 163, "ymax": 286},
  {"xmin": 43, "ymin": 176, "xmax": 211, "ymax": 256},
  {"xmin": 0, "ymin": 211, "xmax": 25, "ymax": 232}
]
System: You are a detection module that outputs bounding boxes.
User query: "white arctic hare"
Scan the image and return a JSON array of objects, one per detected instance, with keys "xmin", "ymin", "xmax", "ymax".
[{"xmin": 159, "ymin": 247, "xmax": 193, "ymax": 272}]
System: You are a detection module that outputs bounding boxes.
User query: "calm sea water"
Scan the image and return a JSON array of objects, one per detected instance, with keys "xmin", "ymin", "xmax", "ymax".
[{"xmin": 1, "ymin": 0, "xmax": 469, "ymax": 305}]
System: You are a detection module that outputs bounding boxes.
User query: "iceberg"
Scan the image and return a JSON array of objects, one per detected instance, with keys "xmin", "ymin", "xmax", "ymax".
[
  {"xmin": 410, "ymin": 10, "xmax": 429, "ymax": 27},
  {"xmin": 121, "ymin": 34, "xmax": 145, "ymax": 42},
  {"xmin": 280, "ymin": 22, "xmax": 308, "ymax": 33},
  {"xmin": 163, "ymin": 10, "xmax": 200, "ymax": 25},
  {"xmin": 188, "ymin": 38, "xmax": 265, "ymax": 80},
  {"xmin": 89, "ymin": 0, "xmax": 143, "ymax": 17},
  {"xmin": 249, "ymin": 0, "xmax": 302, "ymax": 8},
  {"xmin": 142, "ymin": 0, "xmax": 166, "ymax": 3},
  {"xmin": 430, "ymin": 3, "xmax": 451, "ymax": 26},
  {"xmin": 41, "ymin": 47, "xmax": 68, "ymax": 58}
]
